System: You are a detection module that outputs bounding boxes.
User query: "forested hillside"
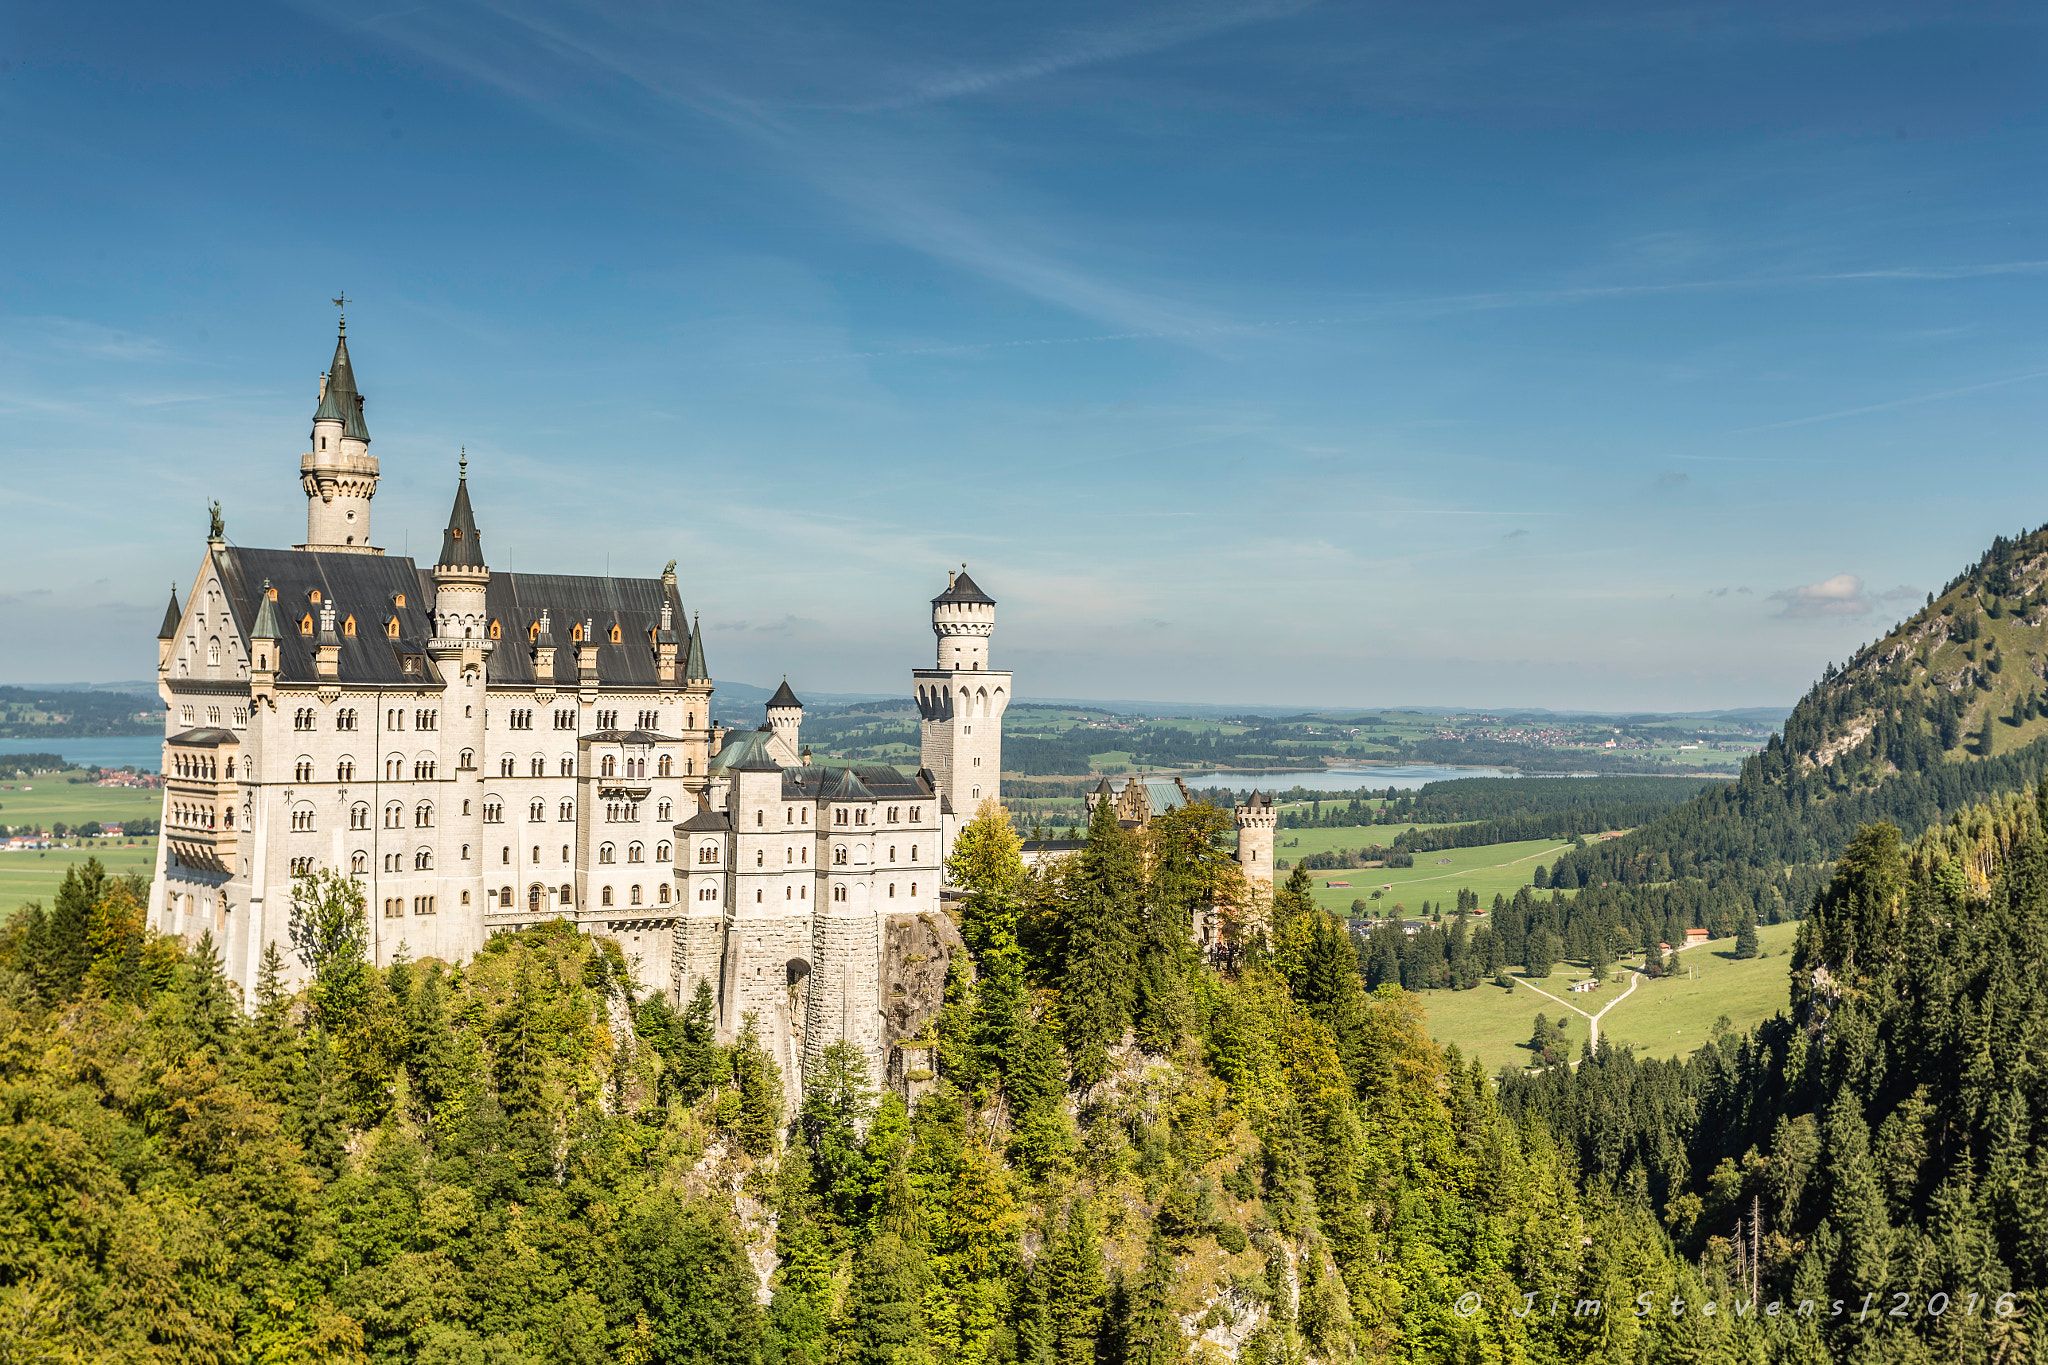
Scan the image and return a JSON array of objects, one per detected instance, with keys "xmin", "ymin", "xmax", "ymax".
[
  {"xmin": 1, "ymin": 807, "xmax": 1800, "ymax": 1365},
  {"xmin": 1502, "ymin": 788, "xmax": 2048, "ymax": 1362}
]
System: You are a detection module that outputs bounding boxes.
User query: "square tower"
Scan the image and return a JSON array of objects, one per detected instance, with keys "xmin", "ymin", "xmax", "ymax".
[{"xmin": 912, "ymin": 569, "xmax": 1009, "ymax": 827}]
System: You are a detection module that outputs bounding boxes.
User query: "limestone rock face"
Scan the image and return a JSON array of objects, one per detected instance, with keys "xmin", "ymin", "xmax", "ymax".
[{"xmin": 880, "ymin": 909, "xmax": 964, "ymax": 1047}]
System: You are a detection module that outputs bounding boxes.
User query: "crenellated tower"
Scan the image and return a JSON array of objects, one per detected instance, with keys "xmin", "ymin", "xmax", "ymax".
[
  {"xmin": 1234, "ymin": 790, "xmax": 1276, "ymax": 893},
  {"xmin": 299, "ymin": 309, "xmax": 381, "ymax": 553},
  {"xmin": 913, "ymin": 568, "xmax": 1009, "ymax": 843}
]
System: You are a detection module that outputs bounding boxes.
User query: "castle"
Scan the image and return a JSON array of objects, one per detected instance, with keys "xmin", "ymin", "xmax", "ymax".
[{"xmin": 149, "ymin": 316, "xmax": 1008, "ymax": 1086}]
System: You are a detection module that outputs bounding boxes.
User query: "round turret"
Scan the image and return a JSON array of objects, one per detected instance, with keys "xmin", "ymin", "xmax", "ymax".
[{"xmin": 931, "ymin": 567, "xmax": 996, "ymax": 671}]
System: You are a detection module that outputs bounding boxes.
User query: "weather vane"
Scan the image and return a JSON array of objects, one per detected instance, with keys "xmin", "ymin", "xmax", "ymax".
[{"xmin": 332, "ymin": 292, "xmax": 348, "ymax": 331}]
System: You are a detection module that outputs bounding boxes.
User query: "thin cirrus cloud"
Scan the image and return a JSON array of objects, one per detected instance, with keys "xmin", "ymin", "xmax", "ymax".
[
  {"xmin": 313, "ymin": 0, "xmax": 1265, "ymax": 342},
  {"xmin": 1769, "ymin": 574, "xmax": 1918, "ymax": 621}
]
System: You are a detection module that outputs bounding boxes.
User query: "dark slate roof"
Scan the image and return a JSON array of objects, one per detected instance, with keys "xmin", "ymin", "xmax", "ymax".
[
  {"xmin": 678, "ymin": 809, "xmax": 732, "ymax": 832},
  {"xmin": 476, "ymin": 571, "xmax": 687, "ymax": 690},
  {"xmin": 312, "ymin": 328, "xmax": 371, "ymax": 442},
  {"xmin": 216, "ymin": 548, "xmax": 441, "ymax": 686},
  {"xmin": 438, "ymin": 473, "xmax": 485, "ymax": 569},
  {"xmin": 932, "ymin": 569, "xmax": 994, "ymax": 606},
  {"xmin": 766, "ymin": 679, "xmax": 801, "ymax": 710},
  {"xmin": 158, "ymin": 586, "xmax": 182, "ymax": 640},
  {"xmin": 167, "ymin": 727, "xmax": 239, "ymax": 747},
  {"xmin": 780, "ymin": 763, "xmax": 934, "ymax": 802}
]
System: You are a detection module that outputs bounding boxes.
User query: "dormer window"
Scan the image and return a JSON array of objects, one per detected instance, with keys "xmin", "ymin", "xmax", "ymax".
[
  {"xmin": 489, "ymin": 619, "xmax": 501, "ymax": 639},
  {"xmin": 452, "ymin": 527, "xmax": 463, "ymax": 540},
  {"xmin": 529, "ymin": 622, "xmax": 540, "ymax": 642},
  {"xmin": 267, "ymin": 585, "xmax": 278, "ymax": 601},
  {"xmin": 571, "ymin": 623, "xmax": 584, "ymax": 643},
  {"xmin": 309, "ymin": 589, "xmax": 321, "ymax": 604},
  {"xmin": 609, "ymin": 624, "xmax": 622, "ymax": 644},
  {"xmin": 299, "ymin": 615, "xmax": 314, "ymax": 637},
  {"xmin": 394, "ymin": 593, "xmax": 406, "ymax": 608},
  {"xmin": 343, "ymin": 615, "xmax": 356, "ymax": 636},
  {"xmin": 386, "ymin": 618, "xmax": 400, "ymax": 639}
]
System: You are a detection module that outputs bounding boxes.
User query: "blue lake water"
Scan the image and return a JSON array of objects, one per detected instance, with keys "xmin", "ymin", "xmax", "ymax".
[
  {"xmin": 9, "ymin": 736, "xmax": 167, "ymax": 773},
  {"xmin": 1174, "ymin": 764, "xmax": 1519, "ymax": 792}
]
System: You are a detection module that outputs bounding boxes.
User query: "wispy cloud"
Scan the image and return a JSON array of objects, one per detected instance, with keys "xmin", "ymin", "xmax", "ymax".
[
  {"xmin": 1735, "ymin": 366, "xmax": 2048, "ymax": 433},
  {"xmin": 1769, "ymin": 574, "xmax": 1918, "ymax": 620}
]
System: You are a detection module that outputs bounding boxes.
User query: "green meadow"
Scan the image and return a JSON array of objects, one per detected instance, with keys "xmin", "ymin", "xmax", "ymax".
[
  {"xmin": 1294, "ymin": 835, "xmax": 1576, "ymax": 915},
  {"xmin": 0, "ymin": 770, "xmax": 163, "ymax": 908},
  {"xmin": 1411, "ymin": 918, "xmax": 1803, "ymax": 1074}
]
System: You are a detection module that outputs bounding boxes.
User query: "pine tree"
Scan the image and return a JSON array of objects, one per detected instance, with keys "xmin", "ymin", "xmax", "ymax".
[
  {"xmin": 1733, "ymin": 912, "xmax": 1759, "ymax": 959},
  {"xmin": 840, "ymin": 1232, "xmax": 929, "ymax": 1365},
  {"xmin": 732, "ymin": 1011, "xmax": 784, "ymax": 1155},
  {"xmin": 1044, "ymin": 1202, "xmax": 1105, "ymax": 1365},
  {"xmin": 1062, "ymin": 797, "xmax": 1141, "ymax": 1086},
  {"xmin": 1115, "ymin": 1225, "xmax": 1187, "ymax": 1365},
  {"xmin": 180, "ymin": 928, "xmax": 238, "ymax": 1054}
]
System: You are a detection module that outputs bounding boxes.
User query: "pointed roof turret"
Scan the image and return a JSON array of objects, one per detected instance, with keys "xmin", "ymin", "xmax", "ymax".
[
  {"xmin": 437, "ymin": 451, "xmax": 485, "ymax": 569},
  {"xmin": 932, "ymin": 566, "xmax": 995, "ymax": 606},
  {"xmin": 767, "ymin": 679, "xmax": 801, "ymax": 711},
  {"xmin": 250, "ymin": 580, "xmax": 282, "ymax": 640},
  {"xmin": 685, "ymin": 612, "xmax": 709, "ymax": 681},
  {"xmin": 312, "ymin": 316, "xmax": 371, "ymax": 442},
  {"xmin": 158, "ymin": 585, "xmax": 182, "ymax": 640}
]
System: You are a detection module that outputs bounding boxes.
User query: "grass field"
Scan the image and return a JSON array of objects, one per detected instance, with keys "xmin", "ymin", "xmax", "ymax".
[
  {"xmin": 1412, "ymin": 919, "xmax": 1803, "ymax": 1074},
  {"xmin": 0, "ymin": 841, "xmax": 161, "ymax": 910},
  {"xmin": 1301, "ymin": 836, "xmax": 1576, "ymax": 915},
  {"xmin": 0, "ymin": 769, "xmax": 163, "ymax": 912}
]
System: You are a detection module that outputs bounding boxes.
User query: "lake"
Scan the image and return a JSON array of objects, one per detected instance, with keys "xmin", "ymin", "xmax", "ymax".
[
  {"xmin": 13, "ymin": 736, "xmax": 167, "ymax": 773},
  {"xmin": 1175, "ymin": 763, "xmax": 1519, "ymax": 792}
]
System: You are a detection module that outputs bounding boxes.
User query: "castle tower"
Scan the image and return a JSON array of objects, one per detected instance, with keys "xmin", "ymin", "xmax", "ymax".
[
  {"xmin": 913, "ymin": 569, "xmax": 1010, "ymax": 837},
  {"xmin": 298, "ymin": 309, "xmax": 381, "ymax": 553},
  {"xmin": 1235, "ymin": 789, "xmax": 1277, "ymax": 899},
  {"xmin": 428, "ymin": 457, "xmax": 494, "ymax": 964},
  {"xmin": 765, "ymin": 679, "xmax": 803, "ymax": 763}
]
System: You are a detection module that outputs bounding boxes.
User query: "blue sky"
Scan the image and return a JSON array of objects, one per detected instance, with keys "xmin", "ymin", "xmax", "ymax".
[{"xmin": 3, "ymin": 1, "xmax": 2045, "ymax": 709}]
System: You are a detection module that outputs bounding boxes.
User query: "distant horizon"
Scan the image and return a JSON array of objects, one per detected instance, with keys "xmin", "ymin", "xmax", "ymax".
[{"xmin": 0, "ymin": 675, "xmax": 1794, "ymax": 723}]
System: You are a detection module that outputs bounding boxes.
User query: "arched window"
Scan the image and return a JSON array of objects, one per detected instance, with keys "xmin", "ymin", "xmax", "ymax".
[
  {"xmin": 337, "ymin": 758, "xmax": 355, "ymax": 781},
  {"xmin": 350, "ymin": 851, "xmax": 366, "ymax": 874},
  {"xmin": 628, "ymin": 842, "xmax": 644, "ymax": 863},
  {"xmin": 698, "ymin": 843, "xmax": 719, "ymax": 864},
  {"xmin": 560, "ymin": 883, "xmax": 572, "ymax": 903},
  {"xmin": 601, "ymin": 755, "xmax": 616, "ymax": 777},
  {"xmin": 208, "ymin": 638, "xmax": 221, "ymax": 667},
  {"xmin": 414, "ymin": 849, "xmax": 433, "ymax": 870},
  {"xmin": 656, "ymin": 840, "xmax": 671, "ymax": 861},
  {"xmin": 415, "ymin": 802, "xmax": 433, "ymax": 827},
  {"xmin": 500, "ymin": 884, "xmax": 513, "ymax": 904},
  {"xmin": 385, "ymin": 803, "xmax": 403, "ymax": 828},
  {"xmin": 531, "ymin": 757, "xmax": 545, "ymax": 777},
  {"xmin": 560, "ymin": 757, "xmax": 574, "ymax": 777},
  {"xmin": 350, "ymin": 804, "xmax": 369, "ymax": 830},
  {"xmin": 658, "ymin": 755, "xmax": 672, "ymax": 777},
  {"xmin": 501, "ymin": 756, "xmax": 515, "ymax": 776},
  {"xmin": 530, "ymin": 799, "xmax": 545, "ymax": 821},
  {"xmin": 658, "ymin": 883, "xmax": 670, "ymax": 904},
  {"xmin": 459, "ymin": 748, "xmax": 474, "ymax": 770},
  {"xmin": 629, "ymin": 884, "xmax": 642, "ymax": 905},
  {"xmin": 559, "ymin": 800, "xmax": 573, "ymax": 821},
  {"xmin": 657, "ymin": 799, "xmax": 671, "ymax": 821},
  {"xmin": 833, "ymin": 884, "xmax": 847, "ymax": 902},
  {"xmin": 489, "ymin": 619, "xmax": 501, "ymax": 639},
  {"xmin": 599, "ymin": 843, "xmax": 615, "ymax": 865},
  {"xmin": 601, "ymin": 885, "xmax": 613, "ymax": 906}
]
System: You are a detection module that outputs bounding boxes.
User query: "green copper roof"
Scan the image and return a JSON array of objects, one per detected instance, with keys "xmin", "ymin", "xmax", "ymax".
[
  {"xmin": 684, "ymin": 612, "xmax": 709, "ymax": 681},
  {"xmin": 250, "ymin": 579, "xmax": 283, "ymax": 640},
  {"xmin": 312, "ymin": 328, "xmax": 371, "ymax": 442}
]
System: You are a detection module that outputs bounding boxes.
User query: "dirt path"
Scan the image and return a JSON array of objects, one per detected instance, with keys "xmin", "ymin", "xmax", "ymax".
[{"xmin": 1517, "ymin": 936, "xmax": 1715, "ymax": 1062}]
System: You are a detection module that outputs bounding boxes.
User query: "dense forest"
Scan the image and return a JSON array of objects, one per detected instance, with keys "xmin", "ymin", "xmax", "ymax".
[
  {"xmin": 1500, "ymin": 790, "xmax": 2048, "ymax": 1363},
  {"xmin": 14, "ymin": 798, "xmax": 1903, "ymax": 1364}
]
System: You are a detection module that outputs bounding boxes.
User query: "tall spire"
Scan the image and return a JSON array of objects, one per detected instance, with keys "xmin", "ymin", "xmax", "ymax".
[
  {"xmin": 685, "ymin": 611, "xmax": 709, "ymax": 681},
  {"xmin": 250, "ymin": 580, "xmax": 282, "ymax": 640},
  {"xmin": 313, "ymin": 315, "xmax": 370, "ymax": 442},
  {"xmin": 157, "ymin": 584, "xmax": 182, "ymax": 641},
  {"xmin": 437, "ymin": 450, "xmax": 485, "ymax": 569}
]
